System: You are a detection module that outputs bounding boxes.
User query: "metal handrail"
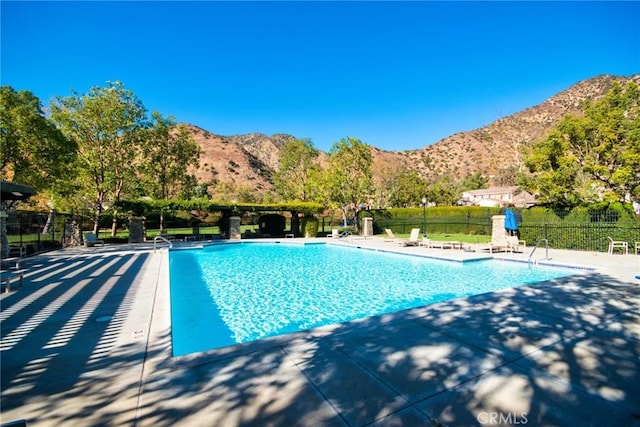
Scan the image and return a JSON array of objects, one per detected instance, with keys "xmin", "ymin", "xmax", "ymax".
[
  {"xmin": 153, "ymin": 235, "xmax": 173, "ymax": 252},
  {"xmin": 528, "ymin": 238, "xmax": 549, "ymax": 264}
]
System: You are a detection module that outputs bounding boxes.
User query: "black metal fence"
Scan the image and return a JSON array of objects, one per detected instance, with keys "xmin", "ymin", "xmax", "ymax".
[
  {"xmin": 375, "ymin": 208, "xmax": 640, "ymax": 253},
  {"xmin": 519, "ymin": 223, "xmax": 640, "ymax": 252},
  {"xmin": 4, "ymin": 208, "xmax": 640, "ymax": 254},
  {"xmin": 4, "ymin": 210, "xmax": 72, "ymax": 255}
]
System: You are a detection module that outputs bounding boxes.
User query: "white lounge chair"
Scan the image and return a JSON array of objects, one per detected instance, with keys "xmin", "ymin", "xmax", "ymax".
[
  {"xmin": 384, "ymin": 228, "xmax": 398, "ymax": 242},
  {"xmin": 400, "ymin": 228, "xmax": 421, "ymax": 246},
  {"xmin": 607, "ymin": 237, "xmax": 628, "ymax": 255},
  {"xmin": 475, "ymin": 230, "xmax": 511, "ymax": 253},
  {"xmin": 428, "ymin": 240, "xmax": 455, "ymax": 249},
  {"xmin": 84, "ymin": 233, "xmax": 104, "ymax": 247},
  {"xmin": 506, "ymin": 236, "xmax": 526, "ymax": 253}
]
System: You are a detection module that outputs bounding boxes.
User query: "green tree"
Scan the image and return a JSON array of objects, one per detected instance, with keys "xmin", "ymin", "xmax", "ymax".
[
  {"xmin": 141, "ymin": 113, "xmax": 201, "ymax": 199},
  {"xmin": 0, "ymin": 86, "xmax": 76, "ymax": 194},
  {"xmin": 50, "ymin": 81, "xmax": 148, "ymax": 234},
  {"xmin": 323, "ymin": 137, "xmax": 373, "ymax": 231},
  {"xmin": 522, "ymin": 81, "xmax": 640, "ymax": 206},
  {"xmin": 139, "ymin": 113, "xmax": 201, "ymax": 232},
  {"xmin": 272, "ymin": 138, "xmax": 321, "ymax": 201},
  {"xmin": 374, "ymin": 160, "xmax": 427, "ymax": 208},
  {"xmin": 427, "ymin": 175, "xmax": 460, "ymax": 206},
  {"xmin": 460, "ymin": 172, "xmax": 489, "ymax": 192}
]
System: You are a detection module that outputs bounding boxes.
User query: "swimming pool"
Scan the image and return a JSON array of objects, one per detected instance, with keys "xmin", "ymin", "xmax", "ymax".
[{"xmin": 169, "ymin": 242, "xmax": 582, "ymax": 356}]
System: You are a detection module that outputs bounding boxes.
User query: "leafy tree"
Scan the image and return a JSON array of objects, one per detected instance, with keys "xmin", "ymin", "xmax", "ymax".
[
  {"xmin": 460, "ymin": 172, "xmax": 489, "ymax": 192},
  {"xmin": 50, "ymin": 81, "xmax": 148, "ymax": 234},
  {"xmin": 138, "ymin": 112, "xmax": 201, "ymax": 232},
  {"xmin": 323, "ymin": 137, "xmax": 373, "ymax": 231},
  {"xmin": 272, "ymin": 138, "xmax": 321, "ymax": 201},
  {"xmin": 141, "ymin": 113, "xmax": 201, "ymax": 199},
  {"xmin": 374, "ymin": 160, "xmax": 427, "ymax": 208},
  {"xmin": 427, "ymin": 175, "xmax": 461, "ymax": 206},
  {"xmin": 522, "ymin": 81, "xmax": 640, "ymax": 206},
  {"xmin": 0, "ymin": 86, "xmax": 76, "ymax": 195}
]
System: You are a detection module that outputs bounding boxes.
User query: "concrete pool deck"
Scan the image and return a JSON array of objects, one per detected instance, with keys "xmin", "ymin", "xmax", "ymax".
[{"xmin": 1, "ymin": 238, "xmax": 639, "ymax": 426}]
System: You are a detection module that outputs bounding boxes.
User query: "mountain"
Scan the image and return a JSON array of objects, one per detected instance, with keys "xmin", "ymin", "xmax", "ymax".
[
  {"xmin": 186, "ymin": 126, "xmax": 292, "ymax": 193},
  {"xmin": 185, "ymin": 74, "xmax": 639, "ymax": 196},
  {"xmin": 400, "ymin": 74, "xmax": 640, "ymax": 182}
]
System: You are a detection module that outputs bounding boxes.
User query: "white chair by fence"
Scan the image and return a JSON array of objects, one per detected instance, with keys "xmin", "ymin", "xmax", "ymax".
[{"xmin": 607, "ymin": 237, "xmax": 628, "ymax": 255}]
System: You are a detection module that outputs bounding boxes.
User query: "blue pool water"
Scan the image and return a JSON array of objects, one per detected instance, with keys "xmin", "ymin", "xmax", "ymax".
[{"xmin": 170, "ymin": 242, "xmax": 582, "ymax": 356}]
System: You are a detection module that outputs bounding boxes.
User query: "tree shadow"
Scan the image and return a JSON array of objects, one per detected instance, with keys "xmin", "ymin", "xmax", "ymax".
[
  {"xmin": 136, "ymin": 271, "xmax": 640, "ymax": 426},
  {"xmin": 1, "ymin": 249, "xmax": 160, "ymax": 426},
  {"xmin": 3, "ymin": 249, "xmax": 639, "ymax": 426}
]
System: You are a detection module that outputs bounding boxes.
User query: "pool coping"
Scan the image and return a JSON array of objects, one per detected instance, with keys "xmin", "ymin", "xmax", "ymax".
[{"xmin": 162, "ymin": 239, "xmax": 598, "ymax": 367}]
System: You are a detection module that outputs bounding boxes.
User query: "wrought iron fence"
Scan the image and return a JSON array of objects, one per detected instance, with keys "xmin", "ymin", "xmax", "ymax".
[
  {"xmin": 519, "ymin": 223, "xmax": 640, "ymax": 252},
  {"xmin": 4, "ymin": 208, "xmax": 640, "ymax": 254},
  {"xmin": 4, "ymin": 210, "xmax": 69, "ymax": 255},
  {"xmin": 375, "ymin": 208, "xmax": 640, "ymax": 252}
]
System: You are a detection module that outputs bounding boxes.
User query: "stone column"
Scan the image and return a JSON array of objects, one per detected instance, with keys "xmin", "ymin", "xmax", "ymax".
[
  {"xmin": 491, "ymin": 215, "xmax": 506, "ymax": 242},
  {"xmin": 63, "ymin": 217, "xmax": 82, "ymax": 247},
  {"xmin": 128, "ymin": 216, "xmax": 146, "ymax": 243},
  {"xmin": 229, "ymin": 216, "xmax": 241, "ymax": 240},
  {"xmin": 363, "ymin": 217, "xmax": 373, "ymax": 237}
]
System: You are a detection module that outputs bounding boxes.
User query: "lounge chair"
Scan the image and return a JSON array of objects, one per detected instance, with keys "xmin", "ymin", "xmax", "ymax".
[
  {"xmin": 607, "ymin": 237, "xmax": 628, "ymax": 255},
  {"xmin": 474, "ymin": 231, "xmax": 511, "ymax": 253},
  {"xmin": 384, "ymin": 228, "xmax": 398, "ymax": 242},
  {"xmin": 84, "ymin": 233, "xmax": 105, "ymax": 247},
  {"xmin": 400, "ymin": 228, "xmax": 421, "ymax": 246},
  {"xmin": 426, "ymin": 239, "xmax": 455, "ymax": 249},
  {"xmin": 506, "ymin": 236, "xmax": 526, "ymax": 253}
]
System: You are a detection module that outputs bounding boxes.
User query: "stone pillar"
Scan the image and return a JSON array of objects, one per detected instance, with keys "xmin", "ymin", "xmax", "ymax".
[
  {"xmin": 0, "ymin": 211, "xmax": 8, "ymax": 259},
  {"xmin": 128, "ymin": 216, "xmax": 146, "ymax": 243},
  {"xmin": 491, "ymin": 215, "xmax": 506, "ymax": 242},
  {"xmin": 363, "ymin": 217, "xmax": 373, "ymax": 237},
  {"xmin": 63, "ymin": 217, "xmax": 82, "ymax": 247},
  {"xmin": 229, "ymin": 216, "xmax": 241, "ymax": 240}
]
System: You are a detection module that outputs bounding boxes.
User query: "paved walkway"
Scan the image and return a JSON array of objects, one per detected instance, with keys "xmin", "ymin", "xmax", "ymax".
[{"xmin": 1, "ymin": 239, "xmax": 639, "ymax": 426}]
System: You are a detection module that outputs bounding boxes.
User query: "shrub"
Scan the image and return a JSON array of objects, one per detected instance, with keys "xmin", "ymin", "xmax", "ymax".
[{"xmin": 301, "ymin": 217, "xmax": 319, "ymax": 237}]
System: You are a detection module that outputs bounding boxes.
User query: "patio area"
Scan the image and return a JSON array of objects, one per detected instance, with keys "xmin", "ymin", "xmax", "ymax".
[{"xmin": 1, "ymin": 239, "xmax": 639, "ymax": 426}]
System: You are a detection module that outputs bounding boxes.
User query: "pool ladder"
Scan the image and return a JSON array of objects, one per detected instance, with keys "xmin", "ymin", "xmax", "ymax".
[
  {"xmin": 528, "ymin": 238, "xmax": 549, "ymax": 265},
  {"xmin": 154, "ymin": 235, "xmax": 173, "ymax": 252}
]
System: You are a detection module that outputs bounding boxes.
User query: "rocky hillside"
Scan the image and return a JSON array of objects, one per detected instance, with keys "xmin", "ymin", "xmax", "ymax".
[
  {"xmin": 186, "ymin": 74, "xmax": 639, "ymax": 195},
  {"xmin": 186, "ymin": 126, "xmax": 295, "ymax": 193},
  {"xmin": 401, "ymin": 74, "xmax": 640, "ymax": 182}
]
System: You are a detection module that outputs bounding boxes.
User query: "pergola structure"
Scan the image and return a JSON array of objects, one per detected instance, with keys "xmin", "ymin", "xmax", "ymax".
[
  {"xmin": 0, "ymin": 180, "xmax": 35, "ymax": 207},
  {"xmin": 1, "ymin": 180, "xmax": 36, "ymax": 258}
]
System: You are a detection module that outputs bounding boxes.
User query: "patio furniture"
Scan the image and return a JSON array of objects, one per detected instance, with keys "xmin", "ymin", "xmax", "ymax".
[
  {"xmin": 506, "ymin": 236, "xmax": 526, "ymax": 253},
  {"xmin": 384, "ymin": 228, "xmax": 398, "ymax": 242},
  {"xmin": 427, "ymin": 240, "xmax": 455, "ymax": 249},
  {"xmin": 1, "ymin": 269, "xmax": 26, "ymax": 293},
  {"xmin": 400, "ymin": 228, "xmax": 421, "ymax": 246},
  {"xmin": 84, "ymin": 233, "xmax": 105, "ymax": 247},
  {"xmin": 607, "ymin": 237, "xmax": 628, "ymax": 255}
]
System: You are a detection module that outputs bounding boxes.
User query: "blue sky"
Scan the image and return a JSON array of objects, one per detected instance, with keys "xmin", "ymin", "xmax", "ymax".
[{"xmin": 2, "ymin": 1, "xmax": 639, "ymax": 152}]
